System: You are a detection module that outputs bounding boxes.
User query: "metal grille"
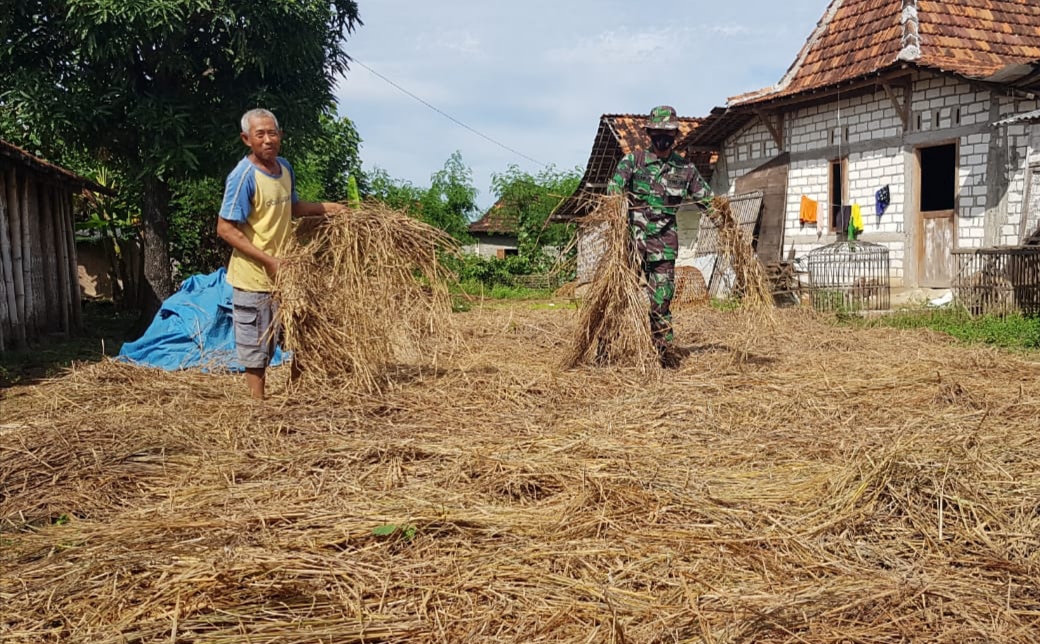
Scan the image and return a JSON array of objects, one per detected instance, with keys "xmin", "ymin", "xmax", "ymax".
[
  {"xmin": 694, "ymin": 191, "xmax": 763, "ymax": 298},
  {"xmin": 801, "ymin": 241, "xmax": 891, "ymax": 312},
  {"xmin": 953, "ymin": 247, "xmax": 1040, "ymax": 317}
]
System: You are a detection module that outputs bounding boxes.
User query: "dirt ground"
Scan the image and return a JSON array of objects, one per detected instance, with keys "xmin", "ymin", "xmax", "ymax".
[{"xmin": 2, "ymin": 303, "xmax": 1038, "ymax": 643}]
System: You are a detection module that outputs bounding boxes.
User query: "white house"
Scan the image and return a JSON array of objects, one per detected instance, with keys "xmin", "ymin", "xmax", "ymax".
[{"xmin": 684, "ymin": 0, "xmax": 1040, "ymax": 290}]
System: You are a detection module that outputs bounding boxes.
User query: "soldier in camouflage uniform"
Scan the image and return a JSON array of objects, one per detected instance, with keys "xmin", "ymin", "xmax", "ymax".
[{"xmin": 607, "ymin": 105, "xmax": 713, "ymax": 367}]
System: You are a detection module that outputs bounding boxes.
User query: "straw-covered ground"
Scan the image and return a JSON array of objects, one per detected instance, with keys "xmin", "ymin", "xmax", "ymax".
[{"xmin": 2, "ymin": 304, "xmax": 1038, "ymax": 643}]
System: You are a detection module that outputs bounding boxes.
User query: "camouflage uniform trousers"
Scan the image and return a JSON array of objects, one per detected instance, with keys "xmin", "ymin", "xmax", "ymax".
[{"xmin": 630, "ymin": 208, "xmax": 678, "ymax": 351}]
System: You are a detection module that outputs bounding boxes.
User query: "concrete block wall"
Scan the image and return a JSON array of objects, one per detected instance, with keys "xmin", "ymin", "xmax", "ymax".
[
  {"xmin": 722, "ymin": 119, "xmax": 779, "ymax": 189},
  {"xmin": 781, "ymin": 92, "xmax": 909, "ymax": 282},
  {"xmin": 717, "ymin": 73, "xmax": 1039, "ymax": 289}
]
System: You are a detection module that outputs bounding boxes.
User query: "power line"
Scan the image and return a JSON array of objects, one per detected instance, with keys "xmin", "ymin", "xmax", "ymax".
[{"xmin": 351, "ymin": 58, "xmax": 550, "ymax": 169}]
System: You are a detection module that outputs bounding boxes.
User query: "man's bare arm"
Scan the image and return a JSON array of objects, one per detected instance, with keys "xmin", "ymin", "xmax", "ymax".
[
  {"xmin": 292, "ymin": 201, "xmax": 343, "ymax": 218},
  {"xmin": 216, "ymin": 217, "xmax": 280, "ymax": 276}
]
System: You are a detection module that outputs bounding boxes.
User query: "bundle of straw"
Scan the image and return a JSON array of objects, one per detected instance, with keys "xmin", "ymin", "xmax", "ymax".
[
  {"xmin": 276, "ymin": 203, "xmax": 458, "ymax": 392},
  {"xmin": 562, "ymin": 194, "xmax": 659, "ymax": 372},
  {"xmin": 706, "ymin": 195, "xmax": 774, "ymax": 308},
  {"xmin": 705, "ymin": 196, "xmax": 777, "ymax": 362}
]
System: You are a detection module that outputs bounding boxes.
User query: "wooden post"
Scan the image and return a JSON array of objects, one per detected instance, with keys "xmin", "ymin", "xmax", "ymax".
[
  {"xmin": 64, "ymin": 192, "xmax": 82, "ymax": 330},
  {"xmin": 0, "ymin": 169, "xmax": 25, "ymax": 347},
  {"xmin": 27, "ymin": 177, "xmax": 45, "ymax": 334},
  {"xmin": 17, "ymin": 171, "xmax": 33, "ymax": 338},
  {"xmin": 41, "ymin": 186, "xmax": 60, "ymax": 331},
  {"xmin": 51, "ymin": 186, "xmax": 71, "ymax": 336},
  {"xmin": 6, "ymin": 168, "xmax": 26, "ymax": 334}
]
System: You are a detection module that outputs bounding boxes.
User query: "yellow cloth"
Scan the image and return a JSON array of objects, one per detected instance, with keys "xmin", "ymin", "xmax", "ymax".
[
  {"xmin": 851, "ymin": 203, "xmax": 864, "ymax": 233},
  {"xmin": 225, "ymin": 160, "xmax": 295, "ymax": 292},
  {"xmin": 799, "ymin": 196, "xmax": 818, "ymax": 224}
]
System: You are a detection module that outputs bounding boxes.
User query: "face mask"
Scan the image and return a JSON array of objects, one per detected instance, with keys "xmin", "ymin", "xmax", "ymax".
[{"xmin": 651, "ymin": 133, "xmax": 675, "ymax": 151}]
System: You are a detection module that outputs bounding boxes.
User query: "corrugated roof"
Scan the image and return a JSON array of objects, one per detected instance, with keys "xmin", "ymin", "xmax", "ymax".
[
  {"xmin": 469, "ymin": 201, "xmax": 518, "ymax": 235},
  {"xmin": 731, "ymin": 0, "xmax": 1040, "ymax": 107},
  {"xmin": 995, "ymin": 108, "xmax": 1040, "ymax": 125},
  {"xmin": 0, "ymin": 139, "xmax": 110, "ymax": 193}
]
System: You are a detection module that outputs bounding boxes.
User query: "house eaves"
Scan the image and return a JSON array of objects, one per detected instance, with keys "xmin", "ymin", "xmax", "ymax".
[{"xmin": 730, "ymin": 0, "xmax": 1040, "ymax": 109}]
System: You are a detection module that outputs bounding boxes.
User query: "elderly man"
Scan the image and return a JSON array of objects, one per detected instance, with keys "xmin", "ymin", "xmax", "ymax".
[
  {"xmin": 607, "ymin": 105, "xmax": 713, "ymax": 368},
  {"xmin": 216, "ymin": 108, "xmax": 341, "ymax": 399}
]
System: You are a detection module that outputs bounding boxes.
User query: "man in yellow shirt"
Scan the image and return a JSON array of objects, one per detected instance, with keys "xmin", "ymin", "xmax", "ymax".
[{"xmin": 216, "ymin": 108, "xmax": 341, "ymax": 400}]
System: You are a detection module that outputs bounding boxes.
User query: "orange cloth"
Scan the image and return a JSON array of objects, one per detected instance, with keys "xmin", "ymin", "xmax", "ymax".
[{"xmin": 800, "ymin": 196, "xmax": 818, "ymax": 225}]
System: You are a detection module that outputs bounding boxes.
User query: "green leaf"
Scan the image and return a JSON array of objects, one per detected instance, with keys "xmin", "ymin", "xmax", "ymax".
[{"xmin": 371, "ymin": 524, "xmax": 397, "ymax": 536}]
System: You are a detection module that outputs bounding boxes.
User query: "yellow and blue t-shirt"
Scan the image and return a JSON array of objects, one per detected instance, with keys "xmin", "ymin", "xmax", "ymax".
[{"xmin": 219, "ymin": 156, "xmax": 299, "ymax": 292}]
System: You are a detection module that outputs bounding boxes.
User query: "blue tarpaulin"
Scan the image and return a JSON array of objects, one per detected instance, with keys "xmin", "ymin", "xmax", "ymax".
[{"xmin": 117, "ymin": 269, "xmax": 285, "ymax": 371}]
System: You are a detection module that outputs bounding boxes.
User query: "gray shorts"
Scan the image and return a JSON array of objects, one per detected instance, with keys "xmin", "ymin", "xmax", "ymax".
[{"xmin": 232, "ymin": 288, "xmax": 280, "ymax": 369}]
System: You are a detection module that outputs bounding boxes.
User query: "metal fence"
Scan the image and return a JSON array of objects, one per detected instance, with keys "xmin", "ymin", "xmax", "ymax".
[
  {"xmin": 800, "ymin": 240, "xmax": 891, "ymax": 312},
  {"xmin": 952, "ymin": 247, "xmax": 1040, "ymax": 317}
]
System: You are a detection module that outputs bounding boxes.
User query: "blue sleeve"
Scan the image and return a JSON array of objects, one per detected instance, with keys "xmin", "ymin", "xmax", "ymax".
[
  {"xmin": 280, "ymin": 157, "xmax": 300, "ymax": 204},
  {"xmin": 218, "ymin": 162, "xmax": 256, "ymax": 222}
]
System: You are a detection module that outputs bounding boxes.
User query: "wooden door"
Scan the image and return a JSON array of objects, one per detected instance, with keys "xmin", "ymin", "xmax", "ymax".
[
  {"xmin": 921, "ymin": 211, "xmax": 955, "ymax": 287},
  {"xmin": 734, "ymin": 153, "xmax": 790, "ymax": 263},
  {"xmin": 915, "ymin": 143, "xmax": 958, "ymax": 288}
]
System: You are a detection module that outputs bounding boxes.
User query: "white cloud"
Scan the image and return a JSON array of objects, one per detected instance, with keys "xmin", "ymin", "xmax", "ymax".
[
  {"xmin": 335, "ymin": 0, "xmax": 835, "ymax": 209},
  {"xmin": 544, "ymin": 27, "xmax": 684, "ymax": 65},
  {"xmin": 415, "ymin": 30, "xmax": 482, "ymax": 55}
]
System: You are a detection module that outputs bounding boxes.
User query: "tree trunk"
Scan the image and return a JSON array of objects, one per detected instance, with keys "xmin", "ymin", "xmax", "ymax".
[{"xmin": 133, "ymin": 175, "xmax": 174, "ymax": 337}]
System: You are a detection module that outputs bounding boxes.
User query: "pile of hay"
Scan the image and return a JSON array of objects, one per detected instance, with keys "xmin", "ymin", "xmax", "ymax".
[
  {"xmin": 562, "ymin": 194, "xmax": 658, "ymax": 372},
  {"xmin": 706, "ymin": 195, "xmax": 773, "ymax": 309},
  {"xmin": 276, "ymin": 203, "xmax": 458, "ymax": 392},
  {"xmin": 2, "ymin": 305, "xmax": 1039, "ymax": 643}
]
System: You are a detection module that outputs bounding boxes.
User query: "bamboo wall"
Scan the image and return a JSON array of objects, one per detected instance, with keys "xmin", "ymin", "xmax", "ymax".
[{"xmin": 0, "ymin": 163, "xmax": 82, "ymax": 351}]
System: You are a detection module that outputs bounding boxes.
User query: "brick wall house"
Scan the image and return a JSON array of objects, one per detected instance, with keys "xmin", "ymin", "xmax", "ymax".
[{"xmin": 682, "ymin": 0, "xmax": 1040, "ymax": 289}]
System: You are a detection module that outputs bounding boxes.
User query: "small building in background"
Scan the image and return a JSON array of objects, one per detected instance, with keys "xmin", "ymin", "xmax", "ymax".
[
  {"xmin": 467, "ymin": 201, "xmax": 519, "ymax": 259},
  {"xmin": 0, "ymin": 140, "xmax": 105, "ymax": 350}
]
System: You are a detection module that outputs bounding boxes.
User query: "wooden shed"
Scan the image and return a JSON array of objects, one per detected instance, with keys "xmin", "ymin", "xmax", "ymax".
[{"xmin": 0, "ymin": 140, "xmax": 103, "ymax": 349}]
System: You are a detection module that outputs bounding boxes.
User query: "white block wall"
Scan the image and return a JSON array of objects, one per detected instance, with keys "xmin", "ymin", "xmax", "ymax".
[{"xmin": 720, "ymin": 73, "xmax": 1038, "ymax": 289}]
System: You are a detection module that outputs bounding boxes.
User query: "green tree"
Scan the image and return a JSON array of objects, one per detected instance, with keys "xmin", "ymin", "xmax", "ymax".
[
  {"xmin": 287, "ymin": 113, "xmax": 366, "ymax": 203},
  {"xmin": 1, "ymin": 0, "xmax": 362, "ymax": 319},
  {"xmin": 490, "ymin": 165, "xmax": 581, "ymax": 263},
  {"xmin": 367, "ymin": 151, "xmax": 477, "ymax": 242}
]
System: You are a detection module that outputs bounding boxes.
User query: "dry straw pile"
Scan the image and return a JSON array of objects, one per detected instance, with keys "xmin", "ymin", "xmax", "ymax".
[
  {"xmin": 1, "ymin": 305, "xmax": 1039, "ymax": 642},
  {"xmin": 563, "ymin": 194, "xmax": 659, "ymax": 372},
  {"xmin": 275, "ymin": 203, "xmax": 458, "ymax": 392},
  {"xmin": 706, "ymin": 196, "xmax": 773, "ymax": 310}
]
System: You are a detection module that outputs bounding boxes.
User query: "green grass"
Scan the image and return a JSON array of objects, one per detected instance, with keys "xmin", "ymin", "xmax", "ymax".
[
  {"xmin": 851, "ymin": 307, "xmax": 1040, "ymax": 351},
  {"xmin": 450, "ymin": 281, "xmax": 556, "ymax": 301},
  {"xmin": 0, "ymin": 301, "xmax": 137, "ymax": 387}
]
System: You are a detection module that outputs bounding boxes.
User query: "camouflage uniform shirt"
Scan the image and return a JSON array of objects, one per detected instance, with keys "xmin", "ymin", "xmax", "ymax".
[{"xmin": 608, "ymin": 150, "xmax": 712, "ymax": 215}]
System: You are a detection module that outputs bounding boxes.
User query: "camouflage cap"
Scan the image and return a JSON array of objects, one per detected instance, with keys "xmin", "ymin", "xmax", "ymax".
[{"xmin": 646, "ymin": 105, "xmax": 680, "ymax": 131}]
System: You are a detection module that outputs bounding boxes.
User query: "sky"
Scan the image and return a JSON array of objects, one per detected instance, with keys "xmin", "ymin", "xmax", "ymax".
[{"xmin": 335, "ymin": 0, "xmax": 834, "ymax": 212}]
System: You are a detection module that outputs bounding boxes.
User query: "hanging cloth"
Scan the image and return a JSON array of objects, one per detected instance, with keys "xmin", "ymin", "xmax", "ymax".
[
  {"xmin": 851, "ymin": 203, "xmax": 864, "ymax": 238},
  {"xmin": 800, "ymin": 195, "xmax": 819, "ymax": 225},
  {"xmin": 875, "ymin": 185, "xmax": 890, "ymax": 216}
]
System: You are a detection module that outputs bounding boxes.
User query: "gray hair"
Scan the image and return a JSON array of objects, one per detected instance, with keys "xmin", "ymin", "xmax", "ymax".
[{"xmin": 240, "ymin": 108, "xmax": 280, "ymax": 134}]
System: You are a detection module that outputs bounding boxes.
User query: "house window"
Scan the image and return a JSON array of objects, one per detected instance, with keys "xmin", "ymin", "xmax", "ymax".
[
  {"xmin": 920, "ymin": 143, "xmax": 956, "ymax": 212},
  {"xmin": 830, "ymin": 158, "xmax": 847, "ymax": 231}
]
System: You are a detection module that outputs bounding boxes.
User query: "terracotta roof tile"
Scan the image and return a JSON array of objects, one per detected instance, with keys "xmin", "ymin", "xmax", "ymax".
[
  {"xmin": 469, "ymin": 201, "xmax": 518, "ymax": 235},
  {"xmin": 551, "ymin": 114, "xmax": 709, "ymax": 221},
  {"xmin": 731, "ymin": 0, "xmax": 1040, "ymax": 106}
]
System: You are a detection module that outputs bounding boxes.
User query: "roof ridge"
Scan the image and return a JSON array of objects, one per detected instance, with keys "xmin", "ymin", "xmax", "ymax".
[{"xmin": 898, "ymin": 0, "xmax": 921, "ymax": 62}]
